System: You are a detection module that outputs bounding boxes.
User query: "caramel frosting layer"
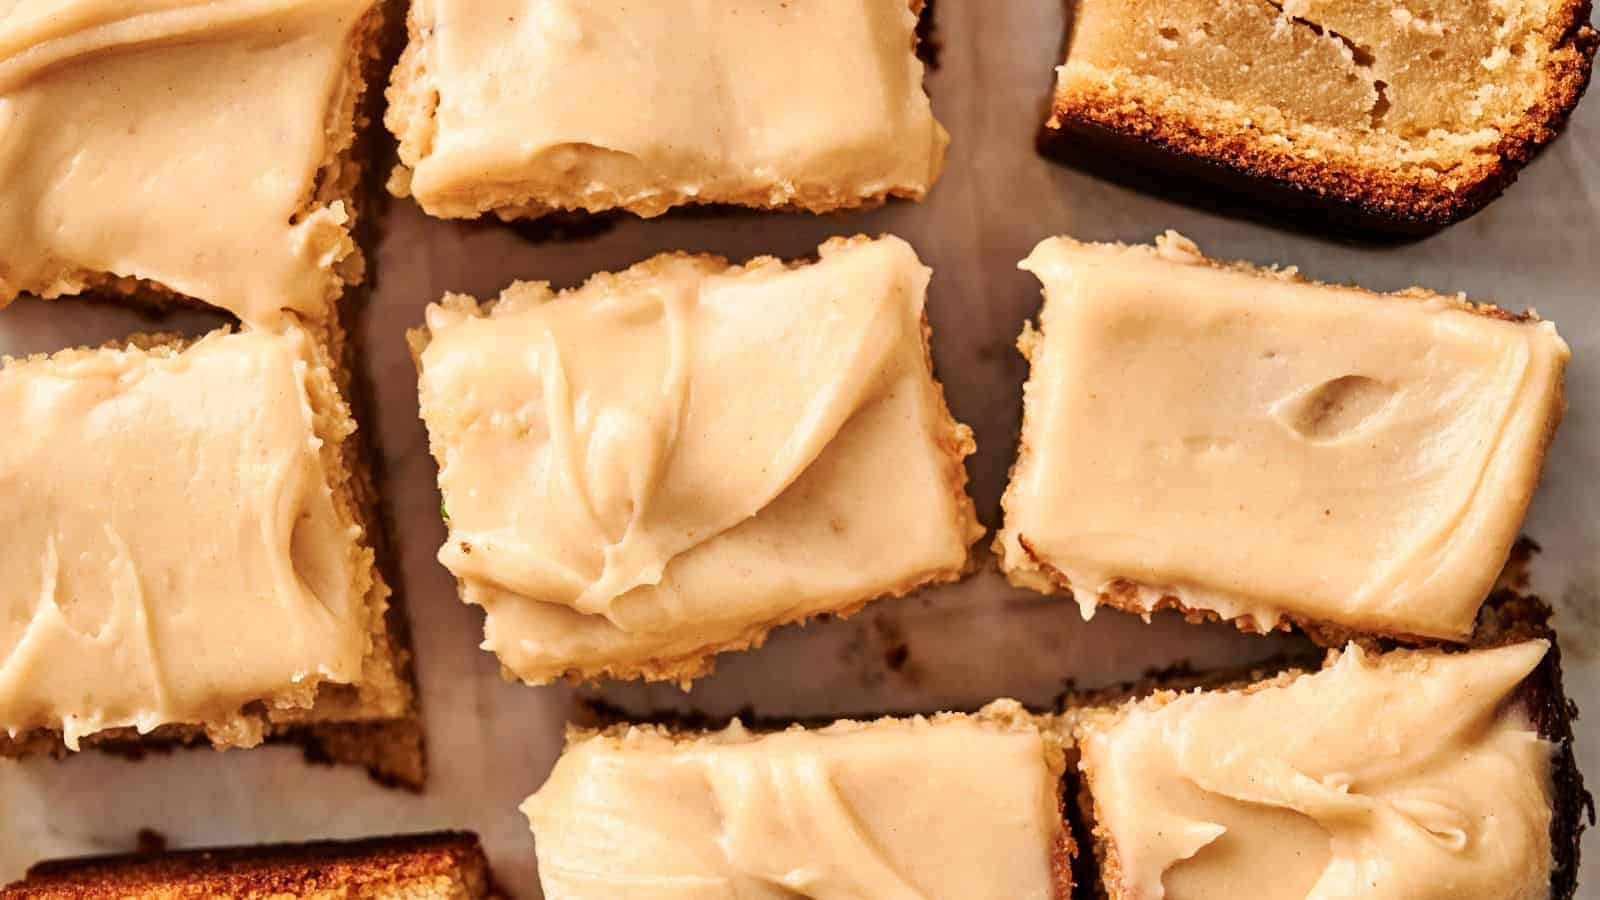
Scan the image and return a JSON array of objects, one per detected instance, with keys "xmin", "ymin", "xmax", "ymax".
[
  {"xmin": 525, "ymin": 701, "xmax": 1065, "ymax": 900},
  {"xmin": 0, "ymin": 0, "xmax": 374, "ymax": 324},
  {"xmin": 416, "ymin": 236, "xmax": 979, "ymax": 683},
  {"xmin": 387, "ymin": 0, "xmax": 947, "ymax": 219},
  {"xmin": 1078, "ymin": 640, "xmax": 1555, "ymax": 900},
  {"xmin": 0, "ymin": 328, "xmax": 375, "ymax": 748},
  {"xmin": 998, "ymin": 232, "xmax": 1568, "ymax": 641}
]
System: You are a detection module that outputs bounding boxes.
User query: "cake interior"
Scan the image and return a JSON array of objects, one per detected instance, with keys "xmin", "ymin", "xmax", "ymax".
[{"xmin": 1062, "ymin": 0, "xmax": 1587, "ymax": 179}]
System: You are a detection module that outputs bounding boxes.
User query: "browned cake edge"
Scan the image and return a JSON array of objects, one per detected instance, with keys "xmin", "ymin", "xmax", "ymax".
[
  {"xmin": 385, "ymin": 0, "xmax": 942, "ymax": 221},
  {"xmin": 405, "ymin": 238, "xmax": 983, "ymax": 688},
  {"xmin": 1062, "ymin": 592, "xmax": 1591, "ymax": 900},
  {"xmin": 0, "ymin": 0, "xmax": 388, "ymax": 317},
  {"xmin": 562, "ymin": 702, "xmax": 1075, "ymax": 899},
  {"xmin": 1040, "ymin": 1, "xmax": 1599, "ymax": 236},
  {"xmin": 4, "ymin": 831, "xmax": 494, "ymax": 899},
  {"xmin": 0, "ymin": 320, "xmax": 425, "ymax": 790}
]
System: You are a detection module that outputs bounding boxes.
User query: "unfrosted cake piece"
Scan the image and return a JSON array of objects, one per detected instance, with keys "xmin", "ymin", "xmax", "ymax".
[
  {"xmin": 997, "ymin": 232, "xmax": 1568, "ymax": 644},
  {"xmin": 1068, "ymin": 597, "xmax": 1587, "ymax": 900},
  {"xmin": 525, "ymin": 700, "xmax": 1073, "ymax": 900},
  {"xmin": 0, "ymin": 0, "xmax": 387, "ymax": 325},
  {"xmin": 1045, "ymin": 0, "xmax": 1598, "ymax": 232},
  {"xmin": 410, "ymin": 235, "xmax": 981, "ymax": 685},
  {"xmin": 5, "ymin": 832, "xmax": 495, "ymax": 899},
  {"xmin": 385, "ymin": 0, "xmax": 946, "ymax": 220},
  {"xmin": 0, "ymin": 325, "xmax": 421, "ymax": 787}
]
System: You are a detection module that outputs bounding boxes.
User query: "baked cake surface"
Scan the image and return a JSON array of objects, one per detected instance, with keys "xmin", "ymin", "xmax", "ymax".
[
  {"xmin": 998, "ymin": 232, "xmax": 1568, "ymax": 643},
  {"xmin": 5, "ymin": 831, "xmax": 494, "ymax": 899},
  {"xmin": 0, "ymin": 0, "xmax": 383, "ymax": 324},
  {"xmin": 385, "ymin": 0, "xmax": 946, "ymax": 220},
  {"xmin": 0, "ymin": 326, "xmax": 412, "ymax": 773},
  {"xmin": 412, "ymin": 235, "xmax": 981, "ymax": 685},
  {"xmin": 1073, "ymin": 639, "xmax": 1561, "ymax": 900},
  {"xmin": 1047, "ymin": 0, "xmax": 1598, "ymax": 230},
  {"xmin": 525, "ymin": 700, "xmax": 1071, "ymax": 899}
]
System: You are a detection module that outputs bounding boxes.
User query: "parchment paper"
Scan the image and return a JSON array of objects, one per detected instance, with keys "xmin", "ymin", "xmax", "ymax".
[{"xmin": 3, "ymin": 4, "xmax": 1598, "ymax": 897}]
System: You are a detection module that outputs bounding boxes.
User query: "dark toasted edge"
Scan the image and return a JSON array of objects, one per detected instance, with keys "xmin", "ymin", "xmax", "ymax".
[
  {"xmin": 6, "ymin": 831, "xmax": 493, "ymax": 898},
  {"xmin": 1040, "ymin": 5, "xmax": 1598, "ymax": 237},
  {"xmin": 914, "ymin": 0, "xmax": 941, "ymax": 69},
  {"xmin": 0, "ymin": 717, "xmax": 424, "ymax": 793},
  {"xmin": 1065, "ymin": 592, "xmax": 1590, "ymax": 900}
]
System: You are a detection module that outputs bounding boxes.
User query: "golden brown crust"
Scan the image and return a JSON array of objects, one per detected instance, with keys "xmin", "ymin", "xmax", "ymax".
[
  {"xmin": 1043, "ymin": 1, "xmax": 1598, "ymax": 233},
  {"xmin": 5, "ymin": 832, "xmax": 494, "ymax": 899}
]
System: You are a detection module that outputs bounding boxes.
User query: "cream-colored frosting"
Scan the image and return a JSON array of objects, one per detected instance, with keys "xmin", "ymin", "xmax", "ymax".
[
  {"xmin": 525, "ymin": 701, "xmax": 1064, "ymax": 899},
  {"xmin": 1079, "ymin": 640, "xmax": 1555, "ymax": 900},
  {"xmin": 998, "ymin": 233, "xmax": 1568, "ymax": 641},
  {"xmin": 417, "ymin": 236, "xmax": 979, "ymax": 683},
  {"xmin": 0, "ymin": 0, "xmax": 374, "ymax": 325},
  {"xmin": 0, "ymin": 327, "xmax": 374, "ymax": 749},
  {"xmin": 387, "ymin": 0, "xmax": 947, "ymax": 219}
]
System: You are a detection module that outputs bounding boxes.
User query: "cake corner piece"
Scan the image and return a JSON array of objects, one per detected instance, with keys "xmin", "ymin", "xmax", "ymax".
[{"xmin": 1042, "ymin": 0, "xmax": 1599, "ymax": 234}]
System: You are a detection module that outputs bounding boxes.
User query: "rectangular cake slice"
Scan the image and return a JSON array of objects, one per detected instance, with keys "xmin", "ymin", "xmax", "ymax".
[
  {"xmin": 385, "ymin": 0, "xmax": 946, "ymax": 220},
  {"xmin": 0, "ymin": 0, "xmax": 387, "ymax": 325},
  {"xmin": 525, "ymin": 700, "xmax": 1072, "ymax": 899},
  {"xmin": 411, "ymin": 235, "xmax": 981, "ymax": 685},
  {"xmin": 0, "ymin": 324, "xmax": 420, "ymax": 787},
  {"xmin": 5, "ymin": 832, "xmax": 495, "ymax": 899},
  {"xmin": 1044, "ymin": 0, "xmax": 1598, "ymax": 232},
  {"xmin": 997, "ymin": 232, "xmax": 1568, "ymax": 644},
  {"xmin": 1069, "ymin": 599, "xmax": 1585, "ymax": 900}
]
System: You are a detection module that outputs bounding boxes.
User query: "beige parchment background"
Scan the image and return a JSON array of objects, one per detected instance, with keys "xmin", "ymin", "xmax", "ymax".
[{"xmin": 3, "ymin": 3, "xmax": 1598, "ymax": 897}]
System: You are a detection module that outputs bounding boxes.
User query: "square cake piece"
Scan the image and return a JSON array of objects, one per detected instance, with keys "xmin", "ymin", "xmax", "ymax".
[
  {"xmin": 385, "ymin": 0, "xmax": 946, "ymax": 220},
  {"xmin": 525, "ymin": 700, "xmax": 1073, "ymax": 900},
  {"xmin": 998, "ymin": 232, "xmax": 1568, "ymax": 644},
  {"xmin": 0, "ymin": 0, "xmax": 387, "ymax": 325},
  {"xmin": 0, "ymin": 325, "xmax": 420, "ymax": 787},
  {"xmin": 411, "ymin": 235, "xmax": 981, "ymax": 685},
  {"xmin": 1043, "ymin": 0, "xmax": 1598, "ymax": 232},
  {"xmin": 6, "ymin": 832, "xmax": 495, "ymax": 899},
  {"xmin": 1069, "ymin": 600, "xmax": 1585, "ymax": 900}
]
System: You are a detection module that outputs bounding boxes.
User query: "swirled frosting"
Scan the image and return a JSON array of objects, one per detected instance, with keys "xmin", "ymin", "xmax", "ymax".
[
  {"xmin": 1078, "ymin": 640, "xmax": 1554, "ymax": 900},
  {"xmin": 0, "ymin": 327, "xmax": 378, "ymax": 748},
  {"xmin": 524, "ymin": 701, "xmax": 1065, "ymax": 899},
  {"xmin": 416, "ymin": 236, "xmax": 980, "ymax": 683},
  {"xmin": 999, "ymin": 233, "xmax": 1568, "ymax": 640},
  {"xmin": 386, "ymin": 0, "xmax": 947, "ymax": 219},
  {"xmin": 0, "ymin": 0, "xmax": 375, "ymax": 324}
]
